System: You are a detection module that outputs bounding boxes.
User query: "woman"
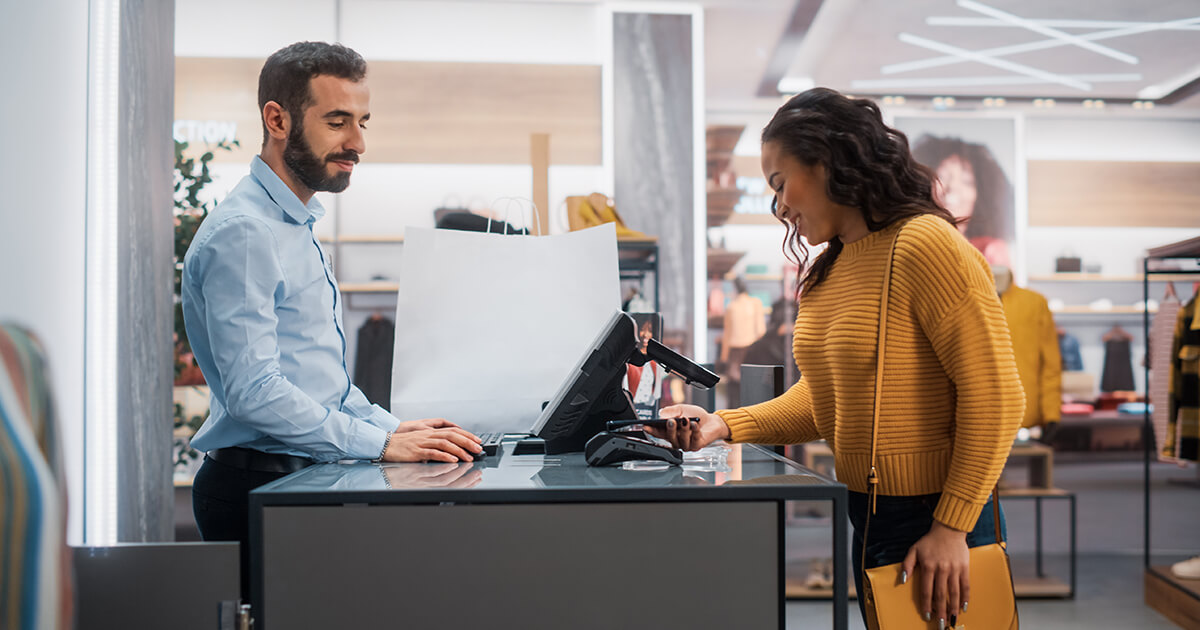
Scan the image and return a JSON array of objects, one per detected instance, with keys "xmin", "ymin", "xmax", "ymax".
[
  {"xmin": 911, "ymin": 134, "xmax": 1015, "ymax": 267},
  {"xmin": 648, "ymin": 88, "xmax": 1024, "ymax": 628}
]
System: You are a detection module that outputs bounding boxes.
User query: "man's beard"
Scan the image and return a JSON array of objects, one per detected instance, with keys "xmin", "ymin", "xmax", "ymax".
[{"xmin": 283, "ymin": 118, "xmax": 357, "ymax": 194}]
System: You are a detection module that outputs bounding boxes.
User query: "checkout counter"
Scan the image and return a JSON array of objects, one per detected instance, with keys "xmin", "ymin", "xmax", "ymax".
[{"xmin": 249, "ymin": 440, "xmax": 849, "ymax": 630}]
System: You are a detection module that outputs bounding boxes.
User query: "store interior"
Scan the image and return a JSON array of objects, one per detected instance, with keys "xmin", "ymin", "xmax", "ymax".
[{"xmin": 3, "ymin": 0, "xmax": 1200, "ymax": 628}]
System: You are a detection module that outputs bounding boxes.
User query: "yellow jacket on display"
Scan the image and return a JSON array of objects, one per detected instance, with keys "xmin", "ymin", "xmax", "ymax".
[
  {"xmin": 1001, "ymin": 285, "xmax": 1063, "ymax": 428},
  {"xmin": 716, "ymin": 215, "xmax": 1025, "ymax": 532}
]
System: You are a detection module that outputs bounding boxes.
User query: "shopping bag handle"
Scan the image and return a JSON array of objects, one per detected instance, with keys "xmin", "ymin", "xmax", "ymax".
[{"xmin": 487, "ymin": 197, "xmax": 542, "ymax": 236}]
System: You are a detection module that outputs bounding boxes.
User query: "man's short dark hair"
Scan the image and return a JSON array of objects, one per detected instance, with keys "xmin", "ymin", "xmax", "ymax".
[{"xmin": 257, "ymin": 41, "xmax": 367, "ymax": 146}]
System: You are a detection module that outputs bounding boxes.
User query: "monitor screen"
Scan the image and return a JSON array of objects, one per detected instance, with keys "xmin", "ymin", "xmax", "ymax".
[{"xmin": 529, "ymin": 310, "xmax": 639, "ymax": 454}]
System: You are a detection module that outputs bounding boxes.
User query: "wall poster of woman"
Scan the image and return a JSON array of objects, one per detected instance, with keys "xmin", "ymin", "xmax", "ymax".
[{"xmin": 891, "ymin": 114, "xmax": 1025, "ymax": 278}]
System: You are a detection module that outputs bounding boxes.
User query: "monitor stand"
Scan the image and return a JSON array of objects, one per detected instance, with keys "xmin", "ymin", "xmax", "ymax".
[{"xmin": 542, "ymin": 369, "xmax": 637, "ymax": 455}]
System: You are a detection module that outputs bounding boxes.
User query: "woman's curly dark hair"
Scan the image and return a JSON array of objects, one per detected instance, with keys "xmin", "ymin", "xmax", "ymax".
[
  {"xmin": 910, "ymin": 134, "xmax": 1014, "ymax": 244},
  {"xmin": 761, "ymin": 88, "xmax": 957, "ymax": 296}
]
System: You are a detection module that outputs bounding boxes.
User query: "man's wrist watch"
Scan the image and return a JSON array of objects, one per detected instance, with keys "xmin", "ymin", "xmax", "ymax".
[{"xmin": 376, "ymin": 431, "xmax": 394, "ymax": 462}]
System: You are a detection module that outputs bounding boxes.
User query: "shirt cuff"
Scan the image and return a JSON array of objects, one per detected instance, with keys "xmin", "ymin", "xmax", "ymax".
[{"xmin": 347, "ymin": 421, "xmax": 392, "ymax": 461}]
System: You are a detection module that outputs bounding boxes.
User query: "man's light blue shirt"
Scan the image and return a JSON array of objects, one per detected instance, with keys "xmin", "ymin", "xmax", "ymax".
[{"xmin": 182, "ymin": 156, "xmax": 394, "ymax": 462}]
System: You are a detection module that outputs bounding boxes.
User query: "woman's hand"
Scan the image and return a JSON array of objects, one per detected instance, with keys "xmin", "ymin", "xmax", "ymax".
[
  {"xmin": 901, "ymin": 521, "xmax": 970, "ymax": 628},
  {"xmin": 643, "ymin": 404, "xmax": 730, "ymax": 451}
]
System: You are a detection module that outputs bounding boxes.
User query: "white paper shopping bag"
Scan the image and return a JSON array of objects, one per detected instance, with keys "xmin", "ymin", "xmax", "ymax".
[{"xmin": 390, "ymin": 223, "xmax": 621, "ymax": 432}]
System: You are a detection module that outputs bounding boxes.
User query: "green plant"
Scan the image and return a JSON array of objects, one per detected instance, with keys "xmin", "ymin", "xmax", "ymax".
[{"xmin": 173, "ymin": 138, "xmax": 237, "ymax": 467}]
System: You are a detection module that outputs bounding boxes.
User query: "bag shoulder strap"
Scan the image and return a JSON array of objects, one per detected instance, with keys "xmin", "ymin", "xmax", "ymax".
[{"xmin": 863, "ymin": 222, "xmax": 1004, "ymax": 554}]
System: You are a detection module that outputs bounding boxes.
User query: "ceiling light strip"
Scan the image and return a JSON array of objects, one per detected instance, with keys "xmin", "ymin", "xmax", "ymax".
[
  {"xmin": 851, "ymin": 73, "xmax": 1141, "ymax": 90},
  {"xmin": 886, "ymin": 16, "xmax": 1200, "ymax": 75},
  {"xmin": 955, "ymin": 0, "xmax": 1137, "ymax": 64},
  {"xmin": 897, "ymin": 33, "xmax": 1092, "ymax": 90},
  {"xmin": 927, "ymin": 17, "xmax": 1200, "ymax": 31}
]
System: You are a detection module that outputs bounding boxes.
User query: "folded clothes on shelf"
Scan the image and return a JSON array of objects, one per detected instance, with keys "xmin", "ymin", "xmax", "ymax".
[
  {"xmin": 1117, "ymin": 401, "xmax": 1152, "ymax": 416},
  {"xmin": 1061, "ymin": 402, "xmax": 1095, "ymax": 416}
]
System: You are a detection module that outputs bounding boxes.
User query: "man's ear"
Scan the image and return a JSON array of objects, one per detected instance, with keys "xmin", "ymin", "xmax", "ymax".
[{"xmin": 262, "ymin": 101, "xmax": 290, "ymax": 141}]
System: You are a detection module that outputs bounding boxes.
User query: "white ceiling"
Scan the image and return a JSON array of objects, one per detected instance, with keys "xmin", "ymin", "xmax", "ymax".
[{"xmin": 703, "ymin": 0, "xmax": 1200, "ymax": 124}]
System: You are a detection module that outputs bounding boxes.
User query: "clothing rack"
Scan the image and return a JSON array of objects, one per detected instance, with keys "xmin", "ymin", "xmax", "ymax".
[{"xmin": 1141, "ymin": 249, "xmax": 1200, "ymax": 623}]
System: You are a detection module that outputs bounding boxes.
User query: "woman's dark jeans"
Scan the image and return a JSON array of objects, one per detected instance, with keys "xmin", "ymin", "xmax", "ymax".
[{"xmin": 848, "ymin": 491, "xmax": 1007, "ymax": 624}]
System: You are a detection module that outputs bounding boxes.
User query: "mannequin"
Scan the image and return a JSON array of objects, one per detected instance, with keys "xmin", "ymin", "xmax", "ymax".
[
  {"xmin": 995, "ymin": 265, "xmax": 1063, "ymax": 434},
  {"xmin": 720, "ymin": 276, "xmax": 765, "ymax": 406}
]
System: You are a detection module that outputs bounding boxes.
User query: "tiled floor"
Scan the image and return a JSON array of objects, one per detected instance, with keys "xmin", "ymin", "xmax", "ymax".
[
  {"xmin": 785, "ymin": 554, "xmax": 1181, "ymax": 629},
  {"xmin": 782, "ymin": 457, "xmax": 1200, "ymax": 629}
]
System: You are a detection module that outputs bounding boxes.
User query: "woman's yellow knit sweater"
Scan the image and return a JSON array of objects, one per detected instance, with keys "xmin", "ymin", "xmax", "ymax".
[{"xmin": 717, "ymin": 215, "xmax": 1025, "ymax": 531}]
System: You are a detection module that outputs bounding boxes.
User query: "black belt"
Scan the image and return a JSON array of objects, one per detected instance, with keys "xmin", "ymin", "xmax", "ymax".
[{"xmin": 207, "ymin": 446, "xmax": 313, "ymax": 474}]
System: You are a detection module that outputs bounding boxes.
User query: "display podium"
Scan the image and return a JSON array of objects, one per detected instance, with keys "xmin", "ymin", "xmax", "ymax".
[{"xmin": 250, "ymin": 443, "xmax": 849, "ymax": 630}]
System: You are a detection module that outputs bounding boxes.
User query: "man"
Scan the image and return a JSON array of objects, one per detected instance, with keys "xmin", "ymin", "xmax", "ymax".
[{"xmin": 182, "ymin": 42, "xmax": 481, "ymax": 597}]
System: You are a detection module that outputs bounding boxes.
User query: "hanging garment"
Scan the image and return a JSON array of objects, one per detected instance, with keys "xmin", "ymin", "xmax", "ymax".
[
  {"xmin": 1150, "ymin": 293, "xmax": 1182, "ymax": 461},
  {"xmin": 1168, "ymin": 295, "xmax": 1200, "ymax": 462},
  {"xmin": 0, "ymin": 324, "xmax": 67, "ymax": 630},
  {"xmin": 354, "ymin": 316, "xmax": 396, "ymax": 411},
  {"xmin": 1058, "ymin": 331, "xmax": 1084, "ymax": 371},
  {"xmin": 1100, "ymin": 337, "xmax": 1136, "ymax": 393},
  {"xmin": 1001, "ymin": 285, "xmax": 1062, "ymax": 428}
]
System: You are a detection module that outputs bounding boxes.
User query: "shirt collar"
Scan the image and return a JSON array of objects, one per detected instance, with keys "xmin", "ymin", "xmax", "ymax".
[{"xmin": 249, "ymin": 155, "xmax": 326, "ymax": 225}]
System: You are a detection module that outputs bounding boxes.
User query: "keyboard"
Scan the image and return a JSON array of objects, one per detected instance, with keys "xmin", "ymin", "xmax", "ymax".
[{"xmin": 477, "ymin": 432, "xmax": 505, "ymax": 457}]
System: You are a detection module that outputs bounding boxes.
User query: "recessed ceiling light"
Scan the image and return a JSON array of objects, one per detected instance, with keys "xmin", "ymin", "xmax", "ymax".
[{"xmin": 776, "ymin": 76, "xmax": 815, "ymax": 94}]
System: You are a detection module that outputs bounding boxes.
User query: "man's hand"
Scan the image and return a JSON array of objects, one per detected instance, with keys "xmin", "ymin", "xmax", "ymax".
[
  {"xmin": 901, "ymin": 520, "xmax": 970, "ymax": 628},
  {"xmin": 643, "ymin": 404, "xmax": 731, "ymax": 451},
  {"xmin": 394, "ymin": 417, "xmax": 459, "ymax": 433},
  {"xmin": 383, "ymin": 422, "xmax": 482, "ymax": 463}
]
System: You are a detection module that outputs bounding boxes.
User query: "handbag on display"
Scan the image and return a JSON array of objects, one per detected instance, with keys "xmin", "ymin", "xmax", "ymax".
[
  {"xmin": 1054, "ymin": 250, "xmax": 1082, "ymax": 273},
  {"xmin": 860, "ymin": 230, "xmax": 1019, "ymax": 630}
]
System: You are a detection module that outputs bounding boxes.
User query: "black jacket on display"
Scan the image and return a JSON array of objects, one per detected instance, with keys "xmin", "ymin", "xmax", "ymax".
[{"xmin": 354, "ymin": 316, "xmax": 395, "ymax": 411}]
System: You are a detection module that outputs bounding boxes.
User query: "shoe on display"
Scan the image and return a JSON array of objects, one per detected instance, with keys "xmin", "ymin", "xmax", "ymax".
[
  {"xmin": 803, "ymin": 558, "xmax": 833, "ymax": 590},
  {"xmin": 1172, "ymin": 556, "xmax": 1200, "ymax": 580},
  {"xmin": 566, "ymin": 192, "xmax": 650, "ymax": 239}
]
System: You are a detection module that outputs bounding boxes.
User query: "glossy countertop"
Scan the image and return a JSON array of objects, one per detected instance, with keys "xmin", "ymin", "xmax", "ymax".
[{"xmin": 252, "ymin": 440, "xmax": 844, "ymax": 505}]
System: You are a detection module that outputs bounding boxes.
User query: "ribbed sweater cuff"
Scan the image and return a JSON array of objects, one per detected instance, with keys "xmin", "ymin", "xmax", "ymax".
[
  {"xmin": 933, "ymin": 493, "xmax": 985, "ymax": 532},
  {"xmin": 716, "ymin": 408, "xmax": 758, "ymax": 443}
]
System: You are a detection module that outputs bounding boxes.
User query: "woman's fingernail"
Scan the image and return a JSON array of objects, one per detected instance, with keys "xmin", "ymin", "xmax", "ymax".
[
  {"xmin": 938, "ymin": 618, "xmax": 945, "ymax": 630},
  {"xmin": 900, "ymin": 570, "xmax": 907, "ymax": 584},
  {"xmin": 950, "ymin": 614, "xmax": 957, "ymax": 627},
  {"xmin": 924, "ymin": 612, "xmax": 931, "ymax": 621},
  {"xmin": 667, "ymin": 419, "xmax": 675, "ymax": 428},
  {"xmin": 962, "ymin": 602, "xmax": 968, "ymax": 613}
]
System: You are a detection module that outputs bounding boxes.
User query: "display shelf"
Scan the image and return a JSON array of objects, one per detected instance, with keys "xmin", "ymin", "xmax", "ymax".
[
  {"xmin": 725, "ymin": 213, "xmax": 780, "ymax": 226},
  {"xmin": 319, "ymin": 234, "xmax": 405, "ymax": 244},
  {"xmin": 723, "ymin": 273, "xmax": 783, "ymax": 282},
  {"xmin": 705, "ymin": 125, "xmax": 743, "ymax": 181},
  {"xmin": 707, "ymin": 249, "xmax": 746, "ymax": 280},
  {"xmin": 1030, "ymin": 273, "xmax": 1200, "ymax": 283},
  {"xmin": 1051, "ymin": 304, "xmax": 1152, "ymax": 314},
  {"xmin": 707, "ymin": 187, "xmax": 742, "ymax": 227},
  {"xmin": 340, "ymin": 281, "xmax": 399, "ymax": 293},
  {"xmin": 1146, "ymin": 567, "xmax": 1200, "ymax": 629}
]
